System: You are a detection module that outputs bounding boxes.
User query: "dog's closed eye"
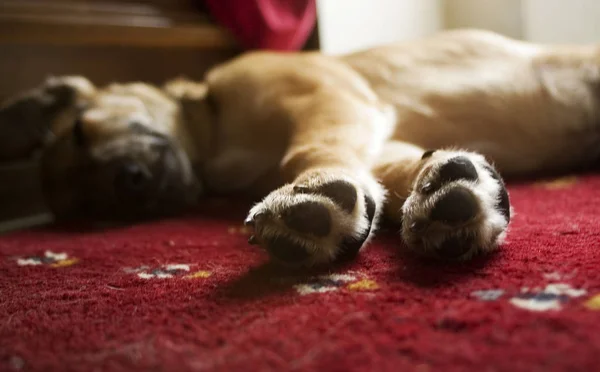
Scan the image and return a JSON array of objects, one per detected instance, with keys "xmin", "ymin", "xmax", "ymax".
[
  {"xmin": 73, "ymin": 117, "xmax": 86, "ymax": 147},
  {"xmin": 206, "ymin": 92, "xmax": 218, "ymax": 114},
  {"xmin": 129, "ymin": 121, "xmax": 151, "ymax": 133},
  {"xmin": 129, "ymin": 121, "xmax": 169, "ymax": 146}
]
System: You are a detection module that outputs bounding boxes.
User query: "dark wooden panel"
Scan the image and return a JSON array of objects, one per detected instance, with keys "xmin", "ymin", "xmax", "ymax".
[
  {"xmin": 0, "ymin": 45, "xmax": 238, "ymax": 99},
  {"xmin": 0, "ymin": 0, "xmax": 236, "ymax": 48},
  {"xmin": 0, "ymin": 160, "xmax": 51, "ymax": 233},
  {"xmin": 0, "ymin": 21, "xmax": 235, "ymax": 48}
]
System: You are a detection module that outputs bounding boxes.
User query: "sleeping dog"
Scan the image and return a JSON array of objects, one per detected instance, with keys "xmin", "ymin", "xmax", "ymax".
[{"xmin": 1, "ymin": 29, "xmax": 599, "ymax": 266}]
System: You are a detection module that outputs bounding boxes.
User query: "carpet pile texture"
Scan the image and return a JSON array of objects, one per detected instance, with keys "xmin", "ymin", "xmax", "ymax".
[{"xmin": 1, "ymin": 175, "xmax": 599, "ymax": 371}]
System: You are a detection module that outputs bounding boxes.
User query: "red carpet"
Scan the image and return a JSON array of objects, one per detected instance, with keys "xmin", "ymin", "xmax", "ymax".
[{"xmin": 1, "ymin": 175, "xmax": 600, "ymax": 371}]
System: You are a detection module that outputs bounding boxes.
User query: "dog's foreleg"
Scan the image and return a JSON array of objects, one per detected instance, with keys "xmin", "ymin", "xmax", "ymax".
[
  {"xmin": 373, "ymin": 141, "xmax": 511, "ymax": 261},
  {"xmin": 243, "ymin": 94, "xmax": 393, "ymax": 266}
]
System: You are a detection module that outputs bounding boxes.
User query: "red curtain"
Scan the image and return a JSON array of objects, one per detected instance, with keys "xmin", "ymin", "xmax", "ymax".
[{"xmin": 203, "ymin": 0, "xmax": 317, "ymax": 51}]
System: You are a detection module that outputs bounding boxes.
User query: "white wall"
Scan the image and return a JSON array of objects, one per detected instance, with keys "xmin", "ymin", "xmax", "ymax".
[
  {"xmin": 317, "ymin": 0, "xmax": 600, "ymax": 54},
  {"xmin": 317, "ymin": 0, "xmax": 442, "ymax": 54},
  {"xmin": 443, "ymin": 0, "xmax": 523, "ymax": 39},
  {"xmin": 523, "ymin": 0, "xmax": 600, "ymax": 44}
]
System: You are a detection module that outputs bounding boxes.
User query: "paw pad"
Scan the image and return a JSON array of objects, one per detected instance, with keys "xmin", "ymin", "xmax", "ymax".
[
  {"xmin": 422, "ymin": 156, "xmax": 478, "ymax": 194},
  {"xmin": 430, "ymin": 187, "xmax": 478, "ymax": 224},
  {"xmin": 281, "ymin": 200, "xmax": 332, "ymax": 237},
  {"xmin": 436, "ymin": 235, "xmax": 473, "ymax": 259},
  {"xmin": 295, "ymin": 179, "xmax": 358, "ymax": 213},
  {"xmin": 438, "ymin": 156, "xmax": 478, "ymax": 183},
  {"xmin": 267, "ymin": 235, "xmax": 311, "ymax": 263}
]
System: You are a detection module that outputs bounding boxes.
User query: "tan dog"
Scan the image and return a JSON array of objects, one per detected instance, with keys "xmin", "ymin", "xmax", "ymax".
[{"xmin": 1, "ymin": 29, "xmax": 599, "ymax": 266}]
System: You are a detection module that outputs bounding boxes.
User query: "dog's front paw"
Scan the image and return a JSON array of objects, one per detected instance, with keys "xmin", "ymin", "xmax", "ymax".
[
  {"xmin": 402, "ymin": 150, "xmax": 511, "ymax": 260},
  {"xmin": 244, "ymin": 171, "xmax": 384, "ymax": 266}
]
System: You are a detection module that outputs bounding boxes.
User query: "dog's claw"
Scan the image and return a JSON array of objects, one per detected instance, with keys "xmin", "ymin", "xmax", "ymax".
[
  {"xmin": 421, "ymin": 182, "xmax": 434, "ymax": 193},
  {"xmin": 293, "ymin": 185, "xmax": 310, "ymax": 193},
  {"xmin": 245, "ymin": 211, "xmax": 271, "ymax": 229}
]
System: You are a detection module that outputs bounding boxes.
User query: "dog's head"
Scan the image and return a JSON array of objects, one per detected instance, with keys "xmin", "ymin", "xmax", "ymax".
[{"xmin": 1, "ymin": 76, "xmax": 205, "ymax": 220}]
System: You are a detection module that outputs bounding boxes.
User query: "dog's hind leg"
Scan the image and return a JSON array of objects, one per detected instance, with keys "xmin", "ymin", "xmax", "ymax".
[{"xmin": 372, "ymin": 141, "xmax": 511, "ymax": 261}]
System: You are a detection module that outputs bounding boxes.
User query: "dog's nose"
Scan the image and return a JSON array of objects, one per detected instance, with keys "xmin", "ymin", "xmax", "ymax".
[{"xmin": 114, "ymin": 162, "xmax": 152, "ymax": 194}]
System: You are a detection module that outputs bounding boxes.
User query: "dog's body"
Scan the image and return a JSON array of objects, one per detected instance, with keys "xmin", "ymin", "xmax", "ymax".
[{"xmin": 2, "ymin": 29, "xmax": 599, "ymax": 265}]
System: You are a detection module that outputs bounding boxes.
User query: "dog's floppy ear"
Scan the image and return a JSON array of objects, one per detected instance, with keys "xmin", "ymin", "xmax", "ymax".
[
  {"xmin": 163, "ymin": 77, "xmax": 209, "ymax": 102},
  {"xmin": 0, "ymin": 76, "xmax": 96, "ymax": 162},
  {"xmin": 163, "ymin": 77, "xmax": 214, "ymax": 159}
]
